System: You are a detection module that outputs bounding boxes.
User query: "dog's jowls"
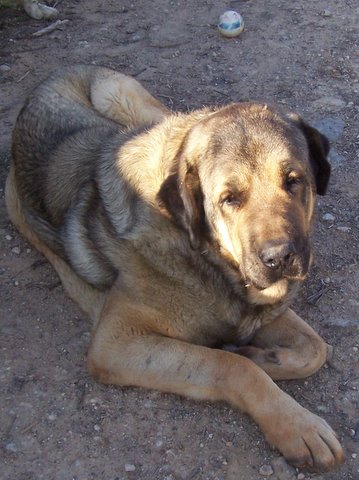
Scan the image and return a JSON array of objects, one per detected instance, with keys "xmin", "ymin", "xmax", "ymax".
[{"xmin": 6, "ymin": 65, "xmax": 344, "ymax": 472}]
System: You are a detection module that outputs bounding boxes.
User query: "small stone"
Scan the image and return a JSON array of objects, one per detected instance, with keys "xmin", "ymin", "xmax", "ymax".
[
  {"xmin": 353, "ymin": 347, "xmax": 358, "ymax": 352},
  {"xmin": 11, "ymin": 246, "xmax": 21, "ymax": 255},
  {"xmin": 352, "ymin": 453, "xmax": 357, "ymax": 459},
  {"xmin": 297, "ymin": 474, "xmax": 305, "ymax": 480},
  {"xmin": 322, "ymin": 213, "xmax": 335, "ymax": 222},
  {"xmin": 0, "ymin": 64, "xmax": 11, "ymax": 72},
  {"xmin": 14, "ymin": 281, "xmax": 19, "ymax": 286},
  {"xmin": 271, "ymin": 457, "xmax": 296, "ymax": 480},
  {"xmin": 5, "ymin": 235, "xmax": 13, "ymax": 241},
  {"xmin": 94, "ymin": 424, "xmax": 100, "ymax": 432},
  {"xmin": 322, "ymin": 9, "xmax": 332, "ymax": 17},
  {"xmin": 125, "ymin": 464, "xmax": 136, "ymax": 472},
  {"xmin": 5, "ymin": 442, "xmax": 18, "ymax": 452},
  {"xmin": 336, "ymin": 226, "xmax": 351, "ymax": 233},
  {"xmin": 259, "ymin": 464, "xmax": 274, "ymax": 476},
  {"xmin": 155, "ymin": 439, "xmax": 164, "ymax": 449},
  {"xmin": 316, "ymin": 404, "xmax": 329, "ymax": 413},
  {"xmin": 47, "ymin": 413, "xmax": 57, "ymax": 421}
]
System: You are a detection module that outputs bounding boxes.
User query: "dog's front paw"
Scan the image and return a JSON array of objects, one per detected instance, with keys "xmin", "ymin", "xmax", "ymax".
[{"xmin": 262, "ymin": 400, "xmax": 345, "ymax": 471}]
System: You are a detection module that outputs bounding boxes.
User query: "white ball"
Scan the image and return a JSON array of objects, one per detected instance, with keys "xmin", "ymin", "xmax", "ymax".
[{"xmin": 218, "ymin": 10, "xmax": 244, "ymax": 38}]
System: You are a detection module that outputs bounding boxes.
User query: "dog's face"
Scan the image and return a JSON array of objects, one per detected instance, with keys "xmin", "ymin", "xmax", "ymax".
[{"xmin": 159, "ymin": 104, "xmax": 330, "ymax": 304}]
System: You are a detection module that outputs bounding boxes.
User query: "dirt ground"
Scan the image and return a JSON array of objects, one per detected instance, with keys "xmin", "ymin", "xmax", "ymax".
[{"xmin": 0, "ymin": 1, "xmax": 358, "ymax": 479}]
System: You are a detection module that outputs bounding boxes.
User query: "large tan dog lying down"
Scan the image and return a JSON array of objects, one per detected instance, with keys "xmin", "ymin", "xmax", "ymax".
[{"xmin": 6, "ymin": 65, "xmax": 344, "ymax": 472}]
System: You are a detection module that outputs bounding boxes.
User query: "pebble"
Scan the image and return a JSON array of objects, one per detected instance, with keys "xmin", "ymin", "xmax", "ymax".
[
  {"xmin": 5, "ymin": 442, "xmax": 18, "ymax": 452},
  {"xmin": 259, "ymin": 464, "xmax": 274, "ymax": 476},
  {"xmin": 322, "ymin": 9, "xmax": 332, "ymax": 17},
  {"xmin": 14, "ymin": 280, "xmax": 19, "ymax": 286},
  {"xmin": 353, "ymin": 347, "xmax": 358, "ymax": 352},
  {"xmin": 322, "ymin": 213, "xmax": 335, "ymax": 222},
  {"xmin": 271, "ymin": 457, "xmax": 296, "ymax": 480},
  {"xmin": 297, "ymin": 474, "xmax": 305, "ymax": 480},
  {"xmin": 11, "ymin": 246, "xmax": 21, "ymax": 255},
  {"xmin": 0, "ymin": 64, "xmax": 11, "ymax": 72},
  {"xmin": 336, "ymin": 226, "xmax": 351, "ymax": 233},
  {"xmin": 352, "ymin": 453, "xmax": 357, "ymax": 459},
  {"xmin": 125, "ymin": 464, "xmax": 136, "ymax": 472},
  {"xmin": 5, "ymin": 235, "xmax": 13, "ymax": 241}
]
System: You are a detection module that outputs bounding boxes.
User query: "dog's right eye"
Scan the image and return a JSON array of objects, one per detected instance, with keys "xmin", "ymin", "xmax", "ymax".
[{"xmin": 221, "ymin": 193, "xmax": 242, "ymax": 208}]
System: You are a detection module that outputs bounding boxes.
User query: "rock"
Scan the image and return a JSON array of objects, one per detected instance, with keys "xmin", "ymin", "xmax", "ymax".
[
  {"xmin": 5, "ymin": 235, "xmax": 12, "ymax": 241},
  {"xmin": 313, "ymin": 117, "xmax": 345, "ymax": 142},
  {"xmin": 259, "ymin": 464, "xmax": 274, "ymax": 476},
  {"xmin": 336, "ymin": 226, "xmax": 351, "ymax": 233},
  {"xmin": 271, "ymin": 457, "xmax": 296, "ymax": 480},
  {"xmin": 322, "ymin": 213, "xmax": 335, "ymax": 222},
  {"xmin": 125, "ymin": 464, "xmax": 136, "ymax": 472},
  {"xmin": 5, "ymin": 442, "xmax": 18, "ymax": 452},
  {"xmin": 0, "ymin": 64, "xmax": 11, "ymax": 72},
  {"xmin": 322, "ymin": 10, "xmax": 332, "ymax": 17},
  {"xmin": 11, "ymin": 246, "xmax": 21, "ymax": 255},
  {"xmin": 297, "ymin": 474, "xmax": 305, "ymax": 480}
]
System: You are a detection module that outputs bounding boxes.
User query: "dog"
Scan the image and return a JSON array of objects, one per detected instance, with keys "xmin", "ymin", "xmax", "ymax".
[{"xmin": 6, "ymin": 65, "xmax": 344, "ymax": 472}]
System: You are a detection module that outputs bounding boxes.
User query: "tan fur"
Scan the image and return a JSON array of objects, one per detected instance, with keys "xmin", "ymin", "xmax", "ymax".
[{"xmin": 6, "ymin": 65, "xmax": 343, "ymax": 472}]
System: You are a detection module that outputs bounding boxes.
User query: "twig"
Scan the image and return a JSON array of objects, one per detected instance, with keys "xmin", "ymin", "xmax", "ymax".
[
  {"xmin": 32, "ymin": 19, "xmax": 69, "ymax": 37},
  {"xmin": 17, "ymin": 70, "xmax": 30, "ymax": 83}
]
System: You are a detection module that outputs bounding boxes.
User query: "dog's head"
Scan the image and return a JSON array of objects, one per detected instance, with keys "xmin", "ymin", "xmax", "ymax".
[{"xmin": 158, "ymin": 103, "xmax": 330, "ymax": 304}]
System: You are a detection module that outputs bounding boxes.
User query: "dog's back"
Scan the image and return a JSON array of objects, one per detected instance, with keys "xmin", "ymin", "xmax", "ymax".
[{"xmin": 11, "ymin": 65, "xmax": 169, "ymax": 264}]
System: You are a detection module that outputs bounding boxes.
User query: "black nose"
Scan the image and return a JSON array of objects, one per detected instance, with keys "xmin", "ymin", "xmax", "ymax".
[{"xmin": 259, "ymin": 241, "xmax": 295, "ymax": 270}]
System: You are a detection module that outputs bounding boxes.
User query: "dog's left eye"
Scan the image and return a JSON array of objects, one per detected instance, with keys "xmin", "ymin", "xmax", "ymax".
[{"xmin": 285, "ymin": 173, "xmax": 302, "ymax": 192}]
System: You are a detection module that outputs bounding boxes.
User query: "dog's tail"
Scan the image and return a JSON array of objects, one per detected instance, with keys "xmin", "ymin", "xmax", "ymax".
[{"xmin": 88, "ymin": 66, "xmax": 171, "ymax": 128}]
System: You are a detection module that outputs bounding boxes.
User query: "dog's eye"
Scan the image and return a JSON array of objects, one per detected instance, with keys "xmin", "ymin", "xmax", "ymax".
[
  {"xmin": 221, "ymin": 193, "xmax": 242, "ymax": 208},
  {"xmin": 285, "ymin": 173, "xmax": 302, "ymax": 193}
]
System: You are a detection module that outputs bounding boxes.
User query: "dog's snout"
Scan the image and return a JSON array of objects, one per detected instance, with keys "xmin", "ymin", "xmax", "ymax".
[{"xmin": 259, "ymin": 241, "xmax": 295, "ymax": 271}]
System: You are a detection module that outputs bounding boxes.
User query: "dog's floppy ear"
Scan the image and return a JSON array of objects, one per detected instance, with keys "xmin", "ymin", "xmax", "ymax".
[
  {"xmin": 288, "ymin": 113, "xmax": 331, "ymax": 195},
  {"xmin": 157, "ymin": 161, "xmax": 207, "ymax": 250}
]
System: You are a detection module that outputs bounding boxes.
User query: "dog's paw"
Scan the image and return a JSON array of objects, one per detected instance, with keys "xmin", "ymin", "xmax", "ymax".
[{"xmin": 263, "ymin": 400, "xmax": 345, "ymax": 471}]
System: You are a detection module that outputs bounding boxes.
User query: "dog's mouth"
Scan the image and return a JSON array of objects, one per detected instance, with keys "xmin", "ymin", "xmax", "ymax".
[
  {"xmin": 242, "ymin": 261, "xmax": 309, "ymax": 305},
  {"xmin": 245, "ymin": 279, "xmax": 290, "ymax": 305},
  {"xmin": 244, "ymin": 272, "xmax": 307, "ymax": 291},
  {"xmin": 241, "ymin": 245, "xmax": 311, "ymax": 293}
]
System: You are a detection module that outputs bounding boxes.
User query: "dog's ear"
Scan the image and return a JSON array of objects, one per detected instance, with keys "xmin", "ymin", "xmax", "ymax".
[
  {"xmin": 288, "ymin": 114, "xmax": 331, "ymax": 195},
  {"xmin": 157, "ymin": 163, "xmax": 206, "ymax": 250}
]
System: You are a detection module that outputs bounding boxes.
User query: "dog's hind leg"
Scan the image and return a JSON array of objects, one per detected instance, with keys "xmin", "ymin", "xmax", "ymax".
[
  {"xmin": 234, "ymin": 308, "xmax": 328, "ymax": 380},
  {"xmin": 5, "ymin": 166, "xmax": 106, "ymax": 325},
  {"xmin": 90, "ymin": 69, "xmax": 171, "ymax": 129}
]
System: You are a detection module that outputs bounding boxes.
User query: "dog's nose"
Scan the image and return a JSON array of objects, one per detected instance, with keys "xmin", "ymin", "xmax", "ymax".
[{"xmin": 259, "ymin": 241, "xmax": 295, "ymax": 270}]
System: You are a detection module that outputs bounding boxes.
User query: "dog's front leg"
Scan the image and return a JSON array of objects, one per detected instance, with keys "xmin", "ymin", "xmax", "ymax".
[
  {"xmin": 233, "ymin": 309, "xmax": 329, "ymax": 380},
  {"xmin": 87, "ymin": 292, "xmax": 344, "ymax": 472}
]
